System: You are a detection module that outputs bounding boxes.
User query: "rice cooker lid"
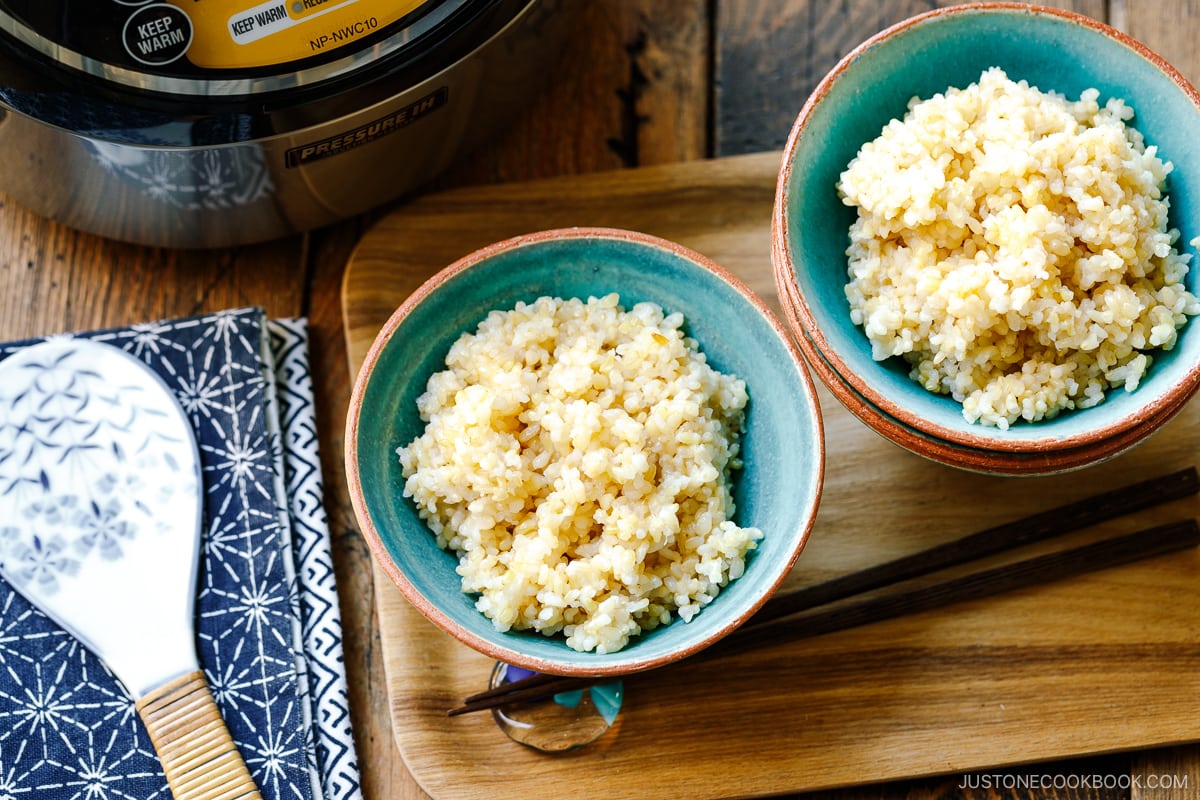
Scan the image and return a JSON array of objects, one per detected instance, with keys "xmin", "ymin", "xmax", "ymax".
[{"xmin": 0, "ymin": 0, "xmax": 528, "ymax": 143}]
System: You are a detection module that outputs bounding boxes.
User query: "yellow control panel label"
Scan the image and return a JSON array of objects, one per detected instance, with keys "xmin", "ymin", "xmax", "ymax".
[{"xmin": 168, "ymin": 0, "xmax": 430, "ymax": 69}]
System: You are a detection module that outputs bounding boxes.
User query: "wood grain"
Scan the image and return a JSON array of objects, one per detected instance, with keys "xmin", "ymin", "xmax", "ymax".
[
  {"xmin": 0, "ymin": 201, "xmax": 307, "ymax": 339},
  {"xmin": 429, "ymin": 0, "xmax": 710, "ymax": 184},
  {"xmin": 714, "ymin": 0, "xmax": 1109, "ymax": 157},
  {"xmin": 341, "ymin": 153, "xmax": 1200, "ymax": 800}
]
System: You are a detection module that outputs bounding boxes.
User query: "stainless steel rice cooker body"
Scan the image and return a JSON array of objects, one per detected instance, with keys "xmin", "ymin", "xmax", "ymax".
[{"xmin": 0, "ymin": 0, "xmax": 568, "ymax": 248}]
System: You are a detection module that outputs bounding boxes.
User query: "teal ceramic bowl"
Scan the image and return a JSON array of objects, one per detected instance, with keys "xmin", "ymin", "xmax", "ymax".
[
  {"xmin": 346, "ymin": 227, "xmax": 825, "ymax": 677},
  {"xmin": 773, "ymin": 3, "xmax": 1200, "ymax": 460}
]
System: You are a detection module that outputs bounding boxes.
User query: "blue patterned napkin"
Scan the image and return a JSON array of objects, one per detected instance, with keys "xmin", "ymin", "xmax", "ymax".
[{"xmin": 0, "ymin": 308, "xmax": 361, "ymax": 800}]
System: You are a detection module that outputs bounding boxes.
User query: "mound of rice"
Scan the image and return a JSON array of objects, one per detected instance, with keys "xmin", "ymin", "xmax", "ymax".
[
  {"xmin": 397, "ymin": 293, "xmax": 760, "ymax": 653},
  {"xmin": 838, "ymin": 67, "xmax": 1200, "ymax": 428}
]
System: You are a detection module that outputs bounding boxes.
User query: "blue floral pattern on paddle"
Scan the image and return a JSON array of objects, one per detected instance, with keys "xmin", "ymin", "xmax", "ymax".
[{"xmin": 0, "ymin": 341, "xmax": 196, "ymax": 596}]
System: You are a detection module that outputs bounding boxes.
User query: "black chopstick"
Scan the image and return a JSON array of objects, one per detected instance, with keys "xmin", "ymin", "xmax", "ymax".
[
  {"xmin": 715, "ymin": 518, "xmax": 1199, "ymax": 657},
  {"xmin": 458, "ymin": 670, "xmax": 567, "ymax": 707},
  {"xmin": 452, "ymin": 673, "xmax": 596, "ymax": 715},
  {"xmin": 748, "ymin": 466, "xmax": 1199, "ymax": 626},
  {"xmin": 449, "ymin": 467, "xmax": 1200, "ymax": 716}
]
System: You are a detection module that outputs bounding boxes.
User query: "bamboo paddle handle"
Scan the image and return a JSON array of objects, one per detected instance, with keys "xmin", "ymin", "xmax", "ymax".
[{"xmin": 135, "ymin": 671, "xmax": 262, "ymax": 800}]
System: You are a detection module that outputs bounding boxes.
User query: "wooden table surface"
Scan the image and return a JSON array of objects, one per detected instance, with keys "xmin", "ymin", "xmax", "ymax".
[{"xmin": 2, "ymin": 2, "xmax": 1196, "ymax": 799}]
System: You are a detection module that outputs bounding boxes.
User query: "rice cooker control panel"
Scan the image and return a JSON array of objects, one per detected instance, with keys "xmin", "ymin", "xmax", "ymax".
[{"xmin": 0, "ymin": 0, "xmax": 432, "ymax": 76}]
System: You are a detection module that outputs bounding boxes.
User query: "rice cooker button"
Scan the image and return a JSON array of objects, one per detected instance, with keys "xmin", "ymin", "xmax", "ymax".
[{"xmin": 123, "ymin": 3, "xmax": 194, "ymax": 66}]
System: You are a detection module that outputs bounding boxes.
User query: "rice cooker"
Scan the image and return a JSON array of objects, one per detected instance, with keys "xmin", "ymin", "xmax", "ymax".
[{"xmin": 0, "ymin": 0, "xmax": 570, "ymax": 248}]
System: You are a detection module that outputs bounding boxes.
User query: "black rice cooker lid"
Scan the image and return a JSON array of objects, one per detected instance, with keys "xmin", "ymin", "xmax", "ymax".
[{"xmin": 0, "ymin": 0, "xmax": 529, "ymax": 145}]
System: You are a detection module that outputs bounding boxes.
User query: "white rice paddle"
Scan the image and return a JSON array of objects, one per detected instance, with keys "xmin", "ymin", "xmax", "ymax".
[{"xmin": 0, "ymin": 340, "xmax": 261, "ymax": 800}]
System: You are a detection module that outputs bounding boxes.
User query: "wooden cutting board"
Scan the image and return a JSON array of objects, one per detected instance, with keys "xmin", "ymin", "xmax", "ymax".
[{"xmin": 341, "ymin": 152, "xmax": 1200, "ymax": 800}]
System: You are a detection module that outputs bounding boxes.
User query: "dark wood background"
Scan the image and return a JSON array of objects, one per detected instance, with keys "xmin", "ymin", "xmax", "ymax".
[{"xmin": 1, "ymin": 2, "xmax": 1195, "ymax": 799}]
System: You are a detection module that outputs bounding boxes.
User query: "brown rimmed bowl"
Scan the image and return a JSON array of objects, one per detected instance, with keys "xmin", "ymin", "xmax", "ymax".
[{"xmin": 346, "ymin": 227, "xmax": 825, "ymax": 677}]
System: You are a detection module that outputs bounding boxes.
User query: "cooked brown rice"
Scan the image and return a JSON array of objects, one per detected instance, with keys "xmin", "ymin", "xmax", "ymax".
[
  {"xmin": 397, "ymin": 293, "xmax": 760, "ymax": 653},
  {"xmin": 838, "ymin": 67, "xmax": 1200, "ymax": 428}
]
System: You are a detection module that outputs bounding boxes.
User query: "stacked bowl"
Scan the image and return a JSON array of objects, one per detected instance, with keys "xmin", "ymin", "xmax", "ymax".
[{"xmin": 772, "ymin": 3, "xmax": 1200, "ymax": 475}]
